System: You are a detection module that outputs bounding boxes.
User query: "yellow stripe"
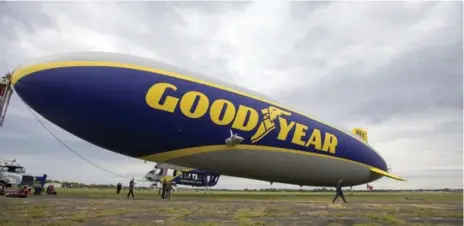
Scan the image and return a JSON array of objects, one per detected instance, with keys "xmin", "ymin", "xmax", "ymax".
[
  {"xmin": 143, "ymin": 144, "xmax": 406, "ymax": 181},
  {"xmin": 140, "ymin": 144, "xmax": 399, "ymax": 178},
  {"xmin": 10, "ymin": 61, "xmax": 355, "ymax": 140}
]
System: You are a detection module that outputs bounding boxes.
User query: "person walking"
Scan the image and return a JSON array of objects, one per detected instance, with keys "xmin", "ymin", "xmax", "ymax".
[
  {"xmin": 165, "ymin": 180, "xmax": 172, "ymax": 200},
  {"xmin": 333, "ymin": 179, "xmax": 347, "ymax": 203},
  {"xmin": 116, "ymin": 182, "xmax": 122, "ymax": 194},
  {"xmin": 127, "ymin": 178, "xmax": 135, "ymax": 199},
  {"xmin": 161, "ymin": 178, "xmax": 167, "ymax": 199}
]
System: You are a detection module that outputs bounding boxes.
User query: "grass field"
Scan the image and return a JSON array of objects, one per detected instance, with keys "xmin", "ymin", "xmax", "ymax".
[{"xmin": 0, "ymin": 188, "xmax": 462, "ymax": 226}]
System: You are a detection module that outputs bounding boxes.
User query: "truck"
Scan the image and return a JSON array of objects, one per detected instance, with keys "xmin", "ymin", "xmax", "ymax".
[{"xmin": 0, "ymin": 160, "xmax": 43, "ymax": 194}]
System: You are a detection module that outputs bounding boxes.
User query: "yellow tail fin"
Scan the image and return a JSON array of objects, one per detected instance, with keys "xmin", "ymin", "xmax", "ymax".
[
  {"xmin": 370, "ymin": 167, "xmax": 406, "ymax": 181},
  {"xmin": 352, "ymin": 128, "xmax": 368, "ymax": 142}
]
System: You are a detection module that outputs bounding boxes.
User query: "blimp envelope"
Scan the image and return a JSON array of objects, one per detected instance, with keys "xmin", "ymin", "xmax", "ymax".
[{"xmin": 8, "ymin": 52, "xmax": 405, "ymax": 187}]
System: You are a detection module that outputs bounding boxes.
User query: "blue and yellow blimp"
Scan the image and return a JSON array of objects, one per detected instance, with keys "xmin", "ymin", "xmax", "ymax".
[{"xmin": 9, "ymin": 52, "xmax": 405, "ymax": 187}]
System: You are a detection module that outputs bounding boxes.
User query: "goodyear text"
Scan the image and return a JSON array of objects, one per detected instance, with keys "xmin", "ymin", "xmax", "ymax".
[{"xmin": 145, "ymin": 82, "xmax": 338, "ymax": 154}]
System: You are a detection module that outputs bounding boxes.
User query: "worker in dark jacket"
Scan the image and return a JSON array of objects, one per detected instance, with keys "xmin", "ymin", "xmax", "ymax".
[
  {"xmin": 116, "ymin": 182, "xmax": 122, "ymax": 194},
  {"xmin": 333, "ymin": 179, "xmax": 347, "ymax": 203},
  {"xmin": 165, "ymin": 180, "xmax": 173, "ymax": 200},
  {"xmin": 127, "ymin": 178, "xmax": 135, "ymax": 199}
]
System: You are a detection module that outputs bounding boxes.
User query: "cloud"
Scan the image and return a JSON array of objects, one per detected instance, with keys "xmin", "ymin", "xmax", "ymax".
[{"xmin": 0, "ymin": 1, "xmax": 462, "ymax": 189}]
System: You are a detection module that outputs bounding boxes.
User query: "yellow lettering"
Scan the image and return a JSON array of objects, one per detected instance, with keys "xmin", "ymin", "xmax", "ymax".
[
  {"xmin": 232, "ymin": 105, "xmax": 259, "ymax": 131},
  {"xmin": 145, "ymin": 82, "xmax": 179, "ymax": 113},
  {"xmin": 179, "ymin": 91, "xmax": 209, "ymax": 119},
  {"xmin": 209, "ymin": 99, "xmax": 236, "ymax": 126},
  {"xmin": 291, "ymin": 123, "xmax": 308, "ymax": 146},
  {"xmin": 277, "ymin": 118, "xmax": 295, "ymax": 141},
  {"xmin": 305, "ymin": 129, "xmax": 322, "ymax": 150},
  {"xmin": 322, "ymin": 132, "xmax": 338, "ymax": 154}
]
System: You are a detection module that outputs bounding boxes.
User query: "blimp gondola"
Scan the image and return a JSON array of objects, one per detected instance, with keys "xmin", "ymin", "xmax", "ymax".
[
  {"xmin": 2, "ymin": 52, "xmax": 405, "ymax": 187},
  {"xmin": 144, "ymin": 163, "xmax": 220, "ymax": 188}
]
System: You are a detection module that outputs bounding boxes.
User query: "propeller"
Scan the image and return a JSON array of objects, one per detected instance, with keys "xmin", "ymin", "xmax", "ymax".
[{"xmin": 225, "ymin": 129, "xmax": 244, "ymax": 147}]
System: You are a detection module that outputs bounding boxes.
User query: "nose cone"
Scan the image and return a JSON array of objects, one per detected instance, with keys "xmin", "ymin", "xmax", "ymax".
[
  {"xmin": 376, "ymin": 152, "xmax": 388, "ymax": 171},
  {"xmin": 369, "ymin": 146, "xmax": 388, "ymax": 172},
  {"xmin": 11, "ymin": 64, "xmax": 54, "ymax": 111},
  {"xmin": 9, "ymin": 59, "xmax": 157, "ymax": 158},
  {"xmin": 11, "ymin": 63, "xmax": 89, "ymax": 124}
]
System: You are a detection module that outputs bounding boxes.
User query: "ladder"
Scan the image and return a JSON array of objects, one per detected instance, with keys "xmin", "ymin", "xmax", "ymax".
[{"xmin": 0, "ymin": 73, "xmax": 13, "ymax": 127}]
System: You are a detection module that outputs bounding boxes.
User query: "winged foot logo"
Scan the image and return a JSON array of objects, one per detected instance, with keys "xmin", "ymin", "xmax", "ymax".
[
  {"xmin": 250, "ymin": 106, "xmax": 292, "ymax": 143},
  {"xmin": 145, "ymin": 82, "xmax": 339, "ymax": 154}
]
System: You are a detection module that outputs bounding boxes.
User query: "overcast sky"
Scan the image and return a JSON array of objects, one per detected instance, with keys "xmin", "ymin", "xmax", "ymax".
[{"xmin": 0, "ymin": 1, "xmax": 462, "ymax": 190}]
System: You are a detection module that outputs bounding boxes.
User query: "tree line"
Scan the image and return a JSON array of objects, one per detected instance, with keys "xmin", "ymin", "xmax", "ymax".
[{"xmin": 47, "ymin": 180, "xmax": 462, "ymax": 193}]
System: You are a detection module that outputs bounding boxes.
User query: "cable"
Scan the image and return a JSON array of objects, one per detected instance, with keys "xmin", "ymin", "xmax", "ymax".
[{"xmin": 23, "ymin": 102, "xmax": 133, "ymax": 180}]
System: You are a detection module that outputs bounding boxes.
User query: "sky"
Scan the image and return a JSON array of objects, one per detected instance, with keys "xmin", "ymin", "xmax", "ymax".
[{"xmin": 0, "ymin": 1, "xmax": 462, "ymax": 190}]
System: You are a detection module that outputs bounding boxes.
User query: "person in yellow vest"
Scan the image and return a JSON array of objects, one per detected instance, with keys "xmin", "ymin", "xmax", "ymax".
[
  {"xmin": 161, "ymin": 177, "xmax": 174, "ymax": 199},
  {"xmin": 161, "ymin": 177, "xmax": 168, "ymax": 199}
]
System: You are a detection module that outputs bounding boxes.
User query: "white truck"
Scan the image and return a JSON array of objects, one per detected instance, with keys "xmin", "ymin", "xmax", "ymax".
[{"xmin": 0, "ymin": 161, "xmax": 36, "ymax": 193}]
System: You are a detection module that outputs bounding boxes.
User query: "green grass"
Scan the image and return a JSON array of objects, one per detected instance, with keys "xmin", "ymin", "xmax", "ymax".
[
  {"xmin": 55, "ymin": 188, "xmax": 463, "ymax": 203},
  {"xmin": 1, "ymin": 188, "xmax": 462, "ymax": 226}
]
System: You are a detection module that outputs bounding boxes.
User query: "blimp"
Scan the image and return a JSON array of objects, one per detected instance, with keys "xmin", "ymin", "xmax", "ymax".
[{"xmin": 2, "ymin": 52, "xmax": 405, "ymax": 188}]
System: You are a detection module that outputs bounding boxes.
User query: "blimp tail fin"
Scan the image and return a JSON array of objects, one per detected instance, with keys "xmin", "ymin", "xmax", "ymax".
[
  {"xmin": 370, "ymin": 167, "xmax": 406, "ymax": 181},
  {"xmin": 352, "ymin": 128, "xmax": 368, "ymax": 142}
]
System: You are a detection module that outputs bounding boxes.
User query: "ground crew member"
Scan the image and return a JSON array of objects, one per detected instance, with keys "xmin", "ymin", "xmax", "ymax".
[
  {"xmin": 333, "ymin": 179, "xmax": 347, "ymax": 203},
  {"xmin": 161, "ymin": 178, "xmax": 167, "ymax": 199},
  {"xmin": 158, "ymin": 184, "xmax": 162, "ymax": 195},
  {"xmin": 116, "ymin": 182, "xmax": 122, "ymax": 194},
  {"xmin": 165, "ymin": 180, "xmax": 172, "ymax": 200},
  {"xmin": 46, "ymin": 184, "xmax": 57, "ymax": 195},
  {"xmin": 127, "ymin": 178, "xmax": 135, "ymax": 199},
  {"xmin": 6, "ymin": 185, "xmax": 29, "ymax": 198}
]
